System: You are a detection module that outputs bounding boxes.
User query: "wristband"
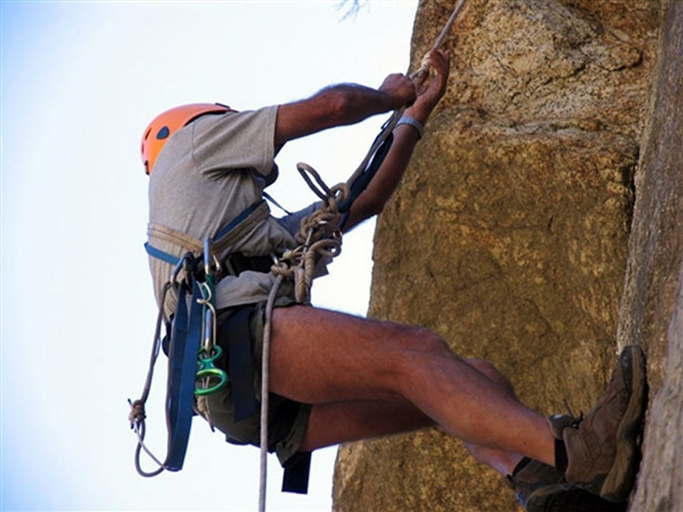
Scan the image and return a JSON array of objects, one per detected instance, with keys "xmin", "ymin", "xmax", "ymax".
[{"xmin": 396, "ymin": 116, "xmax": 425, "ymax": 139}]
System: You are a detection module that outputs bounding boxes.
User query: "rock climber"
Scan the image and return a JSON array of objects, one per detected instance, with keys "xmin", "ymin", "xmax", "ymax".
[{"xmin": 141, "ymin": 48, "xmax": 646, "ymax": 511}]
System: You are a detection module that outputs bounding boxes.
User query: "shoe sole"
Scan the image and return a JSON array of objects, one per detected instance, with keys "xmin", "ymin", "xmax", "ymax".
[
  {"xmin": 527, "ymin": 483, "xmax": 627, "ymax": 512},
  {"xmin": 599, "ymin": 345, "xmax": 647, "ymax": 502}
]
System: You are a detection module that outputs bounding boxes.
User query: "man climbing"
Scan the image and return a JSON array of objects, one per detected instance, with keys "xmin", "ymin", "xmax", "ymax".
[{"xmin": 141, "ymin": 48, "xmax": 646, "ymax": 511}]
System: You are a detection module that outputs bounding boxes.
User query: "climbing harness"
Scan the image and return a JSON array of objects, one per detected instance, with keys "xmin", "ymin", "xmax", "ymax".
[
  {"xmin": 129, "ymin": 201, "xmax": 269, "ymax": 476},
  {"xmin": 129, "ymin": 0, "xmax": 466, "ymax": 509}
]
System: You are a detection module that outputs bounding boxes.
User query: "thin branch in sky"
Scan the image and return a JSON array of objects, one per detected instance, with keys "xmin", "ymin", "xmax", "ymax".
[{"xmin": 336, "ymin": 0, "xmax": 370, "ymax": 20}]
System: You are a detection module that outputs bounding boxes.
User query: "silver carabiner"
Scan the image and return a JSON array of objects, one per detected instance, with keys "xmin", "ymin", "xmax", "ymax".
[
  {"xmin": 170, "ymin": 251, "xmax": 194, "ymax": 285},
  {"xmin": 203, "ymin": 238, "xmax": 213, "ymax": 278}
]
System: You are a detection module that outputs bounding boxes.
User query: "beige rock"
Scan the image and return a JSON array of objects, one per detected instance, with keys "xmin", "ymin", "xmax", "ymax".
[{"xmin": 333, "ymin": 0, "xmax": 668, "ymax": 510}]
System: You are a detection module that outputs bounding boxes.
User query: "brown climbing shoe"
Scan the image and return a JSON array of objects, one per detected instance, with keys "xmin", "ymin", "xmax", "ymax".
[
  {"xmin": 508, "ymin": 458, "xmax": 626, "ymax": 512},
  {"xmin": 549, "ymin": 345, "xmax": 647, "ymax": 503},
  {"xmin": 506, "ymin": 457, "xmax": 564, "ymax": 508},
  {"xmin": 525, "ymin": 482, "xmax": 628, "ymax": 512}
]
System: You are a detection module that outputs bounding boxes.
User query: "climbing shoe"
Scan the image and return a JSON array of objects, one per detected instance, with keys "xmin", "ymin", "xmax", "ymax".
[
  {"xmin": 507, "ymin": 458, "xmax": 626, "ymax": 512},
  {"xmin": 549, "ymin": 345, "xmax": 647, "ymax": 503},
  {"xmin": 506, "ymin": 458, "xmax": 562, "ymax": 509}
]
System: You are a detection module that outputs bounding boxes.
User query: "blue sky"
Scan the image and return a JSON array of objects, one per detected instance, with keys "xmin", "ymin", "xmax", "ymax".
[{"xmin": 1, "ymin": 1, "xmax": 418, "ymax": 510}]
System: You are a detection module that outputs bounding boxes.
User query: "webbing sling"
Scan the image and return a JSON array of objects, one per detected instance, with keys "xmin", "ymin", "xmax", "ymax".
[
  {"xmin": 222, "ymin": 306, "xmax": 257, "ymax": 423},
  {"xmin": 145, "ymin": 200, "xmax": 270, "ymax": 266},
  {"xmin": 337, "ymin": 130, "xmax": 394, "ymax": 231},
  {"xmin": 282, "ymin": 452, "xmax": 312, "ymax": 494},
  {"xmin": 218, "ymin": 304, "xmax": 310, "ymax": 494},
  {"xmin": 165, "ymin": 278, "xmax": 204, "ymax": 471}
]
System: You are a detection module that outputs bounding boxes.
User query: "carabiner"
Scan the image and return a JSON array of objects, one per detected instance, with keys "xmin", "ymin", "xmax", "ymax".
[{"xmin": 195, "ymin": 345, "xmax": 228, "ymax": 396}]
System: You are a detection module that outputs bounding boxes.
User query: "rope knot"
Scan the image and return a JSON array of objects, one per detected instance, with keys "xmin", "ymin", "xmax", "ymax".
[
  {"xmin": 128, "ymin": 399, "xmax": 146, "ymax": 428},
  {"xmin": 270, "ymin": 162, "xmax": 349, "ymax": 304}
]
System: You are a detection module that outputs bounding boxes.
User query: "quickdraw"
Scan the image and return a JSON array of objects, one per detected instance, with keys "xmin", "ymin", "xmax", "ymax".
[{"xmin": 195, "ymin": 240, "xmax": 228, "ymax": 398}]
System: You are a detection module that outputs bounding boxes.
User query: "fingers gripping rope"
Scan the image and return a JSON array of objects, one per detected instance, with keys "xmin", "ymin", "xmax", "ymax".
[{"xmin": 412, "ymin": 0, "xmax": 466, "ymax": 80}]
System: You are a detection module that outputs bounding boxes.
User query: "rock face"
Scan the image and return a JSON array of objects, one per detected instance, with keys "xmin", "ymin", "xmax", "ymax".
[
  {"xmin": 333, "ymin": 0, "xmax": 672, "ymax": 511},
  {"xmin": 618, "ymin": 1, "xmax": 683, "ymax": 510}
]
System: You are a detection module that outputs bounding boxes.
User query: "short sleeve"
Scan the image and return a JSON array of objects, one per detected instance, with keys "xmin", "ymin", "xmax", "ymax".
[{"xmin": 190, "ymin": 105, "xmax": 278, "ymax": 177}]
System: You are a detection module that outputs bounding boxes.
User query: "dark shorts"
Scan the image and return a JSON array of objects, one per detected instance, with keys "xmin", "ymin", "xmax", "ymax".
[{"xmin": 199, "ymin": 299, "xmax": 312, "ymax": 466}]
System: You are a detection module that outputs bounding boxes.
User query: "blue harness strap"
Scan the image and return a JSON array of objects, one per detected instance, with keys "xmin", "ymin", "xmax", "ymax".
[
  {"xmin": 213, "ymin": 200, "xmax": 264, "ymax": 242},
  {"xmin": 144, "ymin": 242, "xmax": 181, "ymax": 266},
  {"xmin": 221, "ymin": 306, "xmax": 257, "ymax": 423},
  {"xmin": 338, "ymin": 131, "xmax": 394, "ymax": 229},
  {"xmin": 165, "ymin": 278, "xmax": 204, "ymax": 471},
  {"xmin": 138, "ymin": 201, "xmax": 271, "ymax": 476}
]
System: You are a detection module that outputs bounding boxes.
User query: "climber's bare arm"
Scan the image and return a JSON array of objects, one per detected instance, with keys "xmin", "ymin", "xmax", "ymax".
[
  {"xmin": 274, "ymin": 74, "xmax": 416, "ymax": 148},
  {"xmin": 341, "ymin": 49, "xmax": 450, "ymax": 232}
]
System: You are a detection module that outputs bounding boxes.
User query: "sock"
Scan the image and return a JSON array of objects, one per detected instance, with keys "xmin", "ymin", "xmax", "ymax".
[
  {"xmin": 554, "ymin": 439, "xmax": 568, "ymax": 472},
  {"xmin": 509, "ymin": 456, "xmax": 531, "ymax": 479}
]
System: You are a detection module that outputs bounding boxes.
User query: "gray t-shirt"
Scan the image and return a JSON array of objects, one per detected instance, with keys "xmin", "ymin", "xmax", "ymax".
[{"xmin": 147, "ymin": 106, "xmax": 321, "ymax": 318}]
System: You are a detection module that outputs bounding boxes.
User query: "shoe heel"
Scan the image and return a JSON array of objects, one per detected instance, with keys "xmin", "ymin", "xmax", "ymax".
[{"xmin": 600, "ymin": 346, "xmax": 647, "ymax": 502}]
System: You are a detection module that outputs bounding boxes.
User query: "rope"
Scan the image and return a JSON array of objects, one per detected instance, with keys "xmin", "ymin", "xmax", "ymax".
[
  {"xmin": 129, "ymin": 281, "xmax": 173, "ymax": 477},
  {"xmin": 255, "ymin": 0, "xmax": 467, "ymax": 506},
  {"xmin": 256, "ymin": 2, "xmax": 467, "ymax": 508},
  {"xmin": 436, "ymin": 0, "xmax": 466, "ymax": 48},
  {"xmin": 274, "ymin": 163, "xmax": 346, "ymax": 304},
  {"xmin": 255, "ymin": 165, "xmax": 347, "ymax": 511},
  {"xmin": 344, "ymin": 0, "xmax": 467, "ymax": 192},
  {"xmin": 259, "ymin": 273, "xmax": 284, "ymax": 512},
  {"xmin": 232, "ymin": 2, "xmax": 465, "ymax": 509}
]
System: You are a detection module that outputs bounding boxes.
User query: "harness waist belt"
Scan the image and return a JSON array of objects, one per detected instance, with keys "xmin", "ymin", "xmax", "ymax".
[{"xmin": 146, "ymin": 200, "xmax": 270, "ymax": 265}]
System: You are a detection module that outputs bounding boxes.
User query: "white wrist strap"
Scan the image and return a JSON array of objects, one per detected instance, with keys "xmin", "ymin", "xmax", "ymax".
[{"xmin": 396, "ymin": 116, "xmax": 425, "ymax": 139}]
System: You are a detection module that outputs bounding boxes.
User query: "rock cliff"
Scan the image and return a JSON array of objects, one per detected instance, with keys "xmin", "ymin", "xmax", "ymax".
[{"xmin": 333, "ymin": 0, "xmax": 680, "ymax": 510}]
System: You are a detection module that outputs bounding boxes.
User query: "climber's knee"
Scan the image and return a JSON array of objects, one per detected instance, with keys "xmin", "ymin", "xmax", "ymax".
[{"xmin": 464, "ymin": 358, "xmax": 516, "ymax": 396}]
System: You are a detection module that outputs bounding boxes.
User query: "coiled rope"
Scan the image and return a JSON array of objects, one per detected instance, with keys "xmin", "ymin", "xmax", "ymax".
[{"xmin": 256, "ymin": 1, "xmax": 466, "ymax": 510}]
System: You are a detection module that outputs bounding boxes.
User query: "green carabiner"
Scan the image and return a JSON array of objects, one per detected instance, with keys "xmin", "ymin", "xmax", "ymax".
[{"xmin": 195, "ymin": 345, "xmax": 228, "ymax": 396}]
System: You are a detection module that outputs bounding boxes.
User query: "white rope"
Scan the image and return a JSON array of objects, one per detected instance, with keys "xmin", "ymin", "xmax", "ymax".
[
  {"xmin": 255, "ymin": 2, "xmax": 467, "ymax": 509},
  {"xmin": 257, "ymin": 167, "xmax": 344, "ymax": 511},
  {"xmin": 345, "ymin": 0, "xmax": 466, "ymax": 190},
  {"xmin": 258, "ymin": 274, "xmax": 283, "ymax": 512},
  {"xmin": 433, "ymin": 0, "xmax": 466, "ymax": 57},
  {"xmin": 129, "ymin": 281, "xmax": 173, "ymax": 478}
]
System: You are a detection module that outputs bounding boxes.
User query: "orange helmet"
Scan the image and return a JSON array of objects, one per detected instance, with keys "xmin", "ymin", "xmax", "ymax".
[{"xmin": 140, "ymin": 103, "xmax": 231, "ymax": 175}]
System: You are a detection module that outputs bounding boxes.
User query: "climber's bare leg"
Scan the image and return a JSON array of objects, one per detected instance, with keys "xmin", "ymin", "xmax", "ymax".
[
  {"xmin": 459, "ymin": 358, "xmax": 526, "ymax": 475},
  {"xmin": 298, "ymin": 358, "xmax": 525, "ymax": 476},
  {"xmin": 299, "ymin": 399, "xmax": 435, "ymax": 451},
  {"xmin": 268, "ymin": 305, "xmax": 554, "ymax": 469}
]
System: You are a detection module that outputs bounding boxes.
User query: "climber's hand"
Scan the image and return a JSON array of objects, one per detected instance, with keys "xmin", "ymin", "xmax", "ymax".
[
  {"xmin": 378, "ymin": 73, "xmax": 418, "ymax": 110},
  {"xmin": 408, "ymin": 49, "xmax": 451, "ymax": 124}
]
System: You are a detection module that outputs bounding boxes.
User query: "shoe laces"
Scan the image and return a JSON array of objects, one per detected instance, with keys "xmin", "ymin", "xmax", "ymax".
[{"xmin": 563, "ymin": 399, "xmax": 584, "ymax": 428}]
